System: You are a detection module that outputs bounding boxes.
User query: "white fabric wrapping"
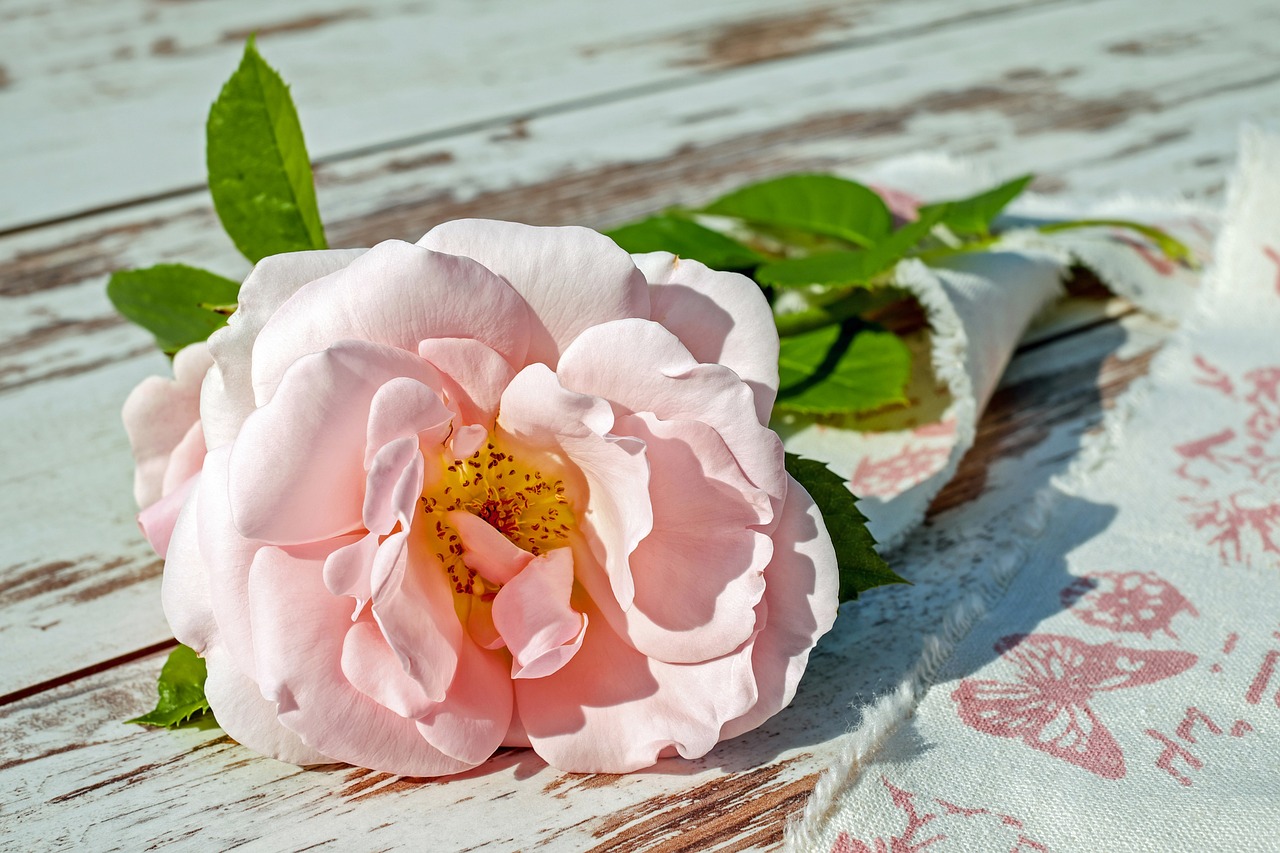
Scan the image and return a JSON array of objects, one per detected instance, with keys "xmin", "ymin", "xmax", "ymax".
[{"xmin": 785, "ymin": 131, "xmax": 1280, "ymax": 851}]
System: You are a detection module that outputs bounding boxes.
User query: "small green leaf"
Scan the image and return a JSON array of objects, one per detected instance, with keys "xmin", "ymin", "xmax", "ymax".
[
  {"xmin": 784, "ymin": 453, "xmax": 906, "ymax": 601},
  {"xmin": 776, "ymin": 321, "xmax": 912, "ymax": 415},
  {"xmin": 923, "ymin": 173, "xmax": 1033, "ymax": 237},
  {"xmin": 1036, "ymin": 218, "xmax": 1197, "ymax": 267},
  {"xmin": 107, "ymin": 264, "xmax": 241, "ymax": 354},
  {"xmin": 703, "ymin": 174, "xmax": 893, "ymax": 249},
  {"xmin": 207, "ymin": 37, "xmax": 327, "ymax": 263},
  {"xmin": 605, "ymin": 215, "xmax": 764, "ymax": 270},
  {"xmin": 126, "ymin": 645, "xmax": 215, "ymax": 729}
]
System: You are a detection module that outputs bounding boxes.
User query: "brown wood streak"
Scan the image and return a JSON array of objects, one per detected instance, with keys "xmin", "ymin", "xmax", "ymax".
[
  {"xmin": 929, "ymin": 337, "xmax": 1160, "ymax": 514},
  {"xmin": 221, "ymin": 9, "xmax": 370, "ymax": 43},
  {"xmin": 576, "ymin": 756, "xmax": 817, "ymax": 852},
  {"xmin": 668, "ymin": 6, "xmax": 848, "ymax": 69},
  {"xmin": 0, "ymin": 555, "xmax": 162, "ymax": 608}
]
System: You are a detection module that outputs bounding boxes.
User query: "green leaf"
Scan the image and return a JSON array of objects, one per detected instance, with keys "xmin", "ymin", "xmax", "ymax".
[
  {"xmin": 703, "ymin": 174, "xmax": 893, "ymax": 249},
  {"xmin": 125, "ymin": 645, "xmax": 215, "ymax": 729},
  {"xmin": 107, "ymin": 264, "xmax": 241, "ymax": 354},
  {"xmin": 207, "ymin": 37, "xmax": 327, "ymax": 263},
  {"xmin": 784, "ymin": 453, "xmax": 906, "ymax": 601},
  {"xmin": 605, "ymin": 215, "xmax": 764, "ymax": 270},
  {"xmin": 776, "ymin": 321, "xmax": 912, "ymax": 415},
  {"xmin": 923, "ymin": 173, "xmax": 1033, "ymax": 237},
  {"xmin": 1035, "ymin": 218, "xmax": 1197, "ymax": 267},
  {"xmin": 756, "ymin": 204, "xmax": 951, "ymax": 291}
]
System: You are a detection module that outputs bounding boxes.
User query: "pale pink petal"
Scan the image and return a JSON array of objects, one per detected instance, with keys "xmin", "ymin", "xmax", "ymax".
[
  {"xmin": 228, "ymin": 341, "xmax": 437, "ymax": 545},
  {"xmin": 447, "ymin": 510, "xmax": 534, "ymax": 586},
  {"xmin": 449, "ymin": 424, "xmax": 488, "ymax": 460},
  {"xmin": 322, "ymin": 531, "xmax": 379, "ymax": 605},
  {"xmin": 363, "ymin": 437, "xmax": 424, "ymax": 535},
  {"xmin": 203, "ymin": 249, "xmax": 366, "ymax": 450},
  {"xmin": 160, "ymin": 479, "xmax": 218, "ymax": 654},
  {"xmin": 368, "ymin": 530, "xmax": 409, "ymax": 603},
  {"xmin": 202, "ymin": 646, "xmax": 333, "ymax": 766},
  {"xmin": 341, "ymin": 619, "xmax": 439, "ymax": 719},
  {"xmin": 160, "ymin": 420, "xmax": 207, "ymax": 498},
  {"xmin": 719, "ymin": 476, "xmax": 839, "ymax": 741},
  {"xmin": 634, "ymin": 252, "xmax": 779, "ymax": 425},
  {"xmin": 588, "ymin": 414, "xmax": 771, "ymax": 663},
  {"xmin": 418, "ymin": 220, "xmax": 649, "ymax": 366},
  {"xmin": 123, "ymin": 342, "xmax": 213, "ymax": 508},
  {"xmin": 137, "ymin": 473, "xmax": 197, "ymax": 559},
  {"xmin": 517, "ymin": 598, "xmax": 758, "ymax": 773},
  {"xmin": 491, "ymin": 549, "xmax": 587, "ymax": 679},
  {"xmin": 467, "ymin": 598, "xmax": 505, "ymax": 650},
  {"xmin": 556, "ymin": 319, "xmax": 787, "ymax": 508},
  {"xmin": 364, "ymin": 376, "xmax": 453, "ymax": 468},
  {"xmin": 416, "ymin": 635, "xmax": 513, "ymax": 765},
  {"xmin": 418, "ymin": 338, "xmax": 517, "ymax": 428},
  {"xmin": 497, "ymin": 364, "xmax": 651, "ymax": 608},
  {"xmin": 250, "ymin": 241, "xmax": 530, "ymax": 405},
  {"xmin": 247, "ymin": 544, "xmax": 472, "ymax": 776}
]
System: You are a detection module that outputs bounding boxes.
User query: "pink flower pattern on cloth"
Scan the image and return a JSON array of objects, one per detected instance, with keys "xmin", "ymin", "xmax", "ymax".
[{"xmin": 123, "ymin": 220, "xmax": 839, "ymax": 776}]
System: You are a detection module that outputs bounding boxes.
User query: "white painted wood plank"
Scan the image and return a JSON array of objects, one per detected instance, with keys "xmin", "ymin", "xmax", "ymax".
[
  {"xmin": 0, "ymin": 0, "xmax": 1052, "ymax": 231},
  {"xmin": 2, "ymin": 0, "xmax": 1276, "ymax": 698},
  {"xmin": 0, "ymin": 312, "xmax": 1175, "ymax": 852}
]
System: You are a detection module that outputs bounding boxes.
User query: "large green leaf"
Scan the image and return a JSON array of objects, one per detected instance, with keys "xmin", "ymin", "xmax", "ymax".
[
  {"xmin": 125, "ymin": 645, "xmax": 215, "ymax": 729},
  {"xmin": 605, "ymin": 215, "xmax": 764, "ymax": 270},
  {"xmin": 923, "ymin": 173, "xmax": 1032, "ymax": 237},
  {"xmin": 775, "ymin": 321, "xmax": 912, "ymax": 415},
  {"xmin": 703, "ymin": 174, "xmax": 893, "ymax": 249},
  {"xmin": 107, "ymin": 264, "xmax": 241, "ymax": 354},
  {"xmin": 207, "ymin": 38, "xmax": 327, "ymax": 263},
  {"xmin": 784, "ymin": 454, "xmax": 906, "ymax": 601}
]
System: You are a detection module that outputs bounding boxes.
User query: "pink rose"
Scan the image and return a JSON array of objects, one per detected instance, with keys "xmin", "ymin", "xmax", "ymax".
[
  {"xmin": 161, "ymin": 220, "xmax": 838, "ymax": 775},
  {"xmin": 123, "ymin": 342, "xmax": 212, "ymax": 558}
]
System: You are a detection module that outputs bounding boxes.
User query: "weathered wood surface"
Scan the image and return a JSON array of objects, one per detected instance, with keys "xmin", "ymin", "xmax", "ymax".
[{"xmin": 1, "ymin": 0, "xmax": 1275, "ymax": 849}]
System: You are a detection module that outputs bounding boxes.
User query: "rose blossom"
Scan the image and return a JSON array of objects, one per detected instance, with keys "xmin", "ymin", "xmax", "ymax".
[
  {"xmin": 155, "ymin": 220, "xmax": 838, "ymax": 775},
  {"xmin": 123, "ymin": 342, "xmax": 212, "ymax": 558}
]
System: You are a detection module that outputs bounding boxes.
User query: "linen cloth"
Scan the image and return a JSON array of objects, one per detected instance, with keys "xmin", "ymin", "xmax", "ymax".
[{"xmin": 784, "ymin": 131, "xmax": 1280, "ymax": 851}]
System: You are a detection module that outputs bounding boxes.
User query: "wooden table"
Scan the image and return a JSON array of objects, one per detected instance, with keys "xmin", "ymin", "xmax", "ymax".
[{"xmin": 3, "ymin": 1, "xmax": 1278, "ymax": 849}]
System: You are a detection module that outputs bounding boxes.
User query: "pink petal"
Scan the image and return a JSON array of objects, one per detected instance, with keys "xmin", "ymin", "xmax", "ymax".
[
  {"xmin": 250, "ymin": 241, "xmax": 530, "ymax": 406},
  {"xmin": 123, "ymin": 342, "xmax": 213, "ymax": 508},
  {"xmin": 555, "ymin": 318, "xmax": 787, "ymax": 509},
  {"xmin": 587, "ymin": 414, "xmax": 771, "ymax": 663},
  {"xmin": 516, "ymin": 598, "xmax": 758, "ymax": 773},
  {"xmin": 418, "ymin": 220, "xmax": 649, "ymax": 367},
  {"xmin": 322, "ymin": 531, "xmax": 379, "ymax": 605},
  {"xmin": 418, "ymin": 337, "xmax": 517, "ymax": 428},
  {"xmin": 363, "ymin": 437, "xmax": 424, "ymax": 535},
  {"xmin": 497, "ymin": 364, "xmax": 651, "ymax": 609},
  {"xmin": 466, "ymin": 597, "xmax": 506, "ymax": 651},
  {"xmin": 364, "ymin": 376, "xmax": 452, "ymax": 469},
  {"xmin": 202, "ymin": 646, "xmax": 333, "ymax": 766},
  {"xmin": 160, "ymin": 420, "xmax": 207, "ymax": 498},
  {"xmin": 491, "ymin": 549, "xmax": 587, "ymax": 679},
  {"xmin": 635, "ymin": 252, "xmax": 779, "ymax": 425},
  {"xmin": 203, "ymin": 249, "xmax": 366, "ymax": 450},
  {"xmin": 228, "ymin": 341, "xmax": 438, "ymax": 545},
  {"xmin": 416, "ymin": 635, "xmax": 514, "ymax": 765},
  {"xmin": 160, "ymin": 478, "xmax": 218, "ymax": 655},
  {"xmin": 137, "ymin": 473, "xmax": 197, "ymax": 559},
  {"xmin": 719, "ymin": 475, "xmax": 839, "ymax": 741},
  {"xmin": 447, "ymin": 510, "xmax": 534, "ymax": 586},
  {"xmin": 247, "ymin": 543, "xmax": 472, "ymax": 776},
  {"xmin": 342, "ymin": 619, "xmax": 439, "ymax": 719}
]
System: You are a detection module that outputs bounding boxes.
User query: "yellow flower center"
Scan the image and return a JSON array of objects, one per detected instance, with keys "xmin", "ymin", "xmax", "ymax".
[{"xmin": 419, "ymin": 439, "xmax": 574, "ymax": 596}]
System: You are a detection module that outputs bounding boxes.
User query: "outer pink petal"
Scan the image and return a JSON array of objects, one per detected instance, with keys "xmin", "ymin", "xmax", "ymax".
[
  {"xmin": 416, "ymin": 635, "xmax": 514, "ymax": 765},
  {"xmin": 516, "ymin": 598, "xmax": 758, "ymax": 773},
  {"xmin": 160, "ymin": 477, "xmax": 218, "ymax": 655},
  {"xmin": 228, "ymin": 341, "xmax": 439, "ymax": 545},
  {"xmin": 137, "ymin": 473, "xmax": 197, "ymax": 559},
  {"xmin": 595, "ymin": 414, "xmax": 771, "ymax": 664},
  {"xmin": 719, "ymin": 475, "xmax": 839, "ymax": 741},
  {"xmin": 250, "ymin": 241, "xmax": 530, "ymax": 405},
  {"xmin": 341, "ymin": 619, "xmax": 439, "ymax": 719},
  {"xmin": 497, "ymin": 364, "xmax": 651, "ymax": 608},
  {"xmin": 491, "ymin": 549, "xmax": 587, "ymax": 679},
  {"xmin": 203, "ymin": 646, "xmax": 332, "ymax": 766},
  {"xmin": 634, "ymin": 252, "xmax": 779, "ymax": 425},
  {"xmin": 123, "ymin": 342, "xmax": 213, "ymax": 508},
  {"xmin": 160, "ymin": 420, "xmax": 206, "ymax": 498},
  {"xmin": 247, "ymin": 544, "xmax": 473, "ymax": 776},
  {"xmin": 418, "ymin": 220, "xmax": 649, "ymax": 367},
  {"xmin": 418, "ymin": 338, "xmax": 516, "ymax": 428},
  {"xmin": 555, "ymin": 319, "xmax": 787, "ymax": 508},
  {"xmin": 203, "ymin": 250, "xmax": 366, "ymax": 450}
]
